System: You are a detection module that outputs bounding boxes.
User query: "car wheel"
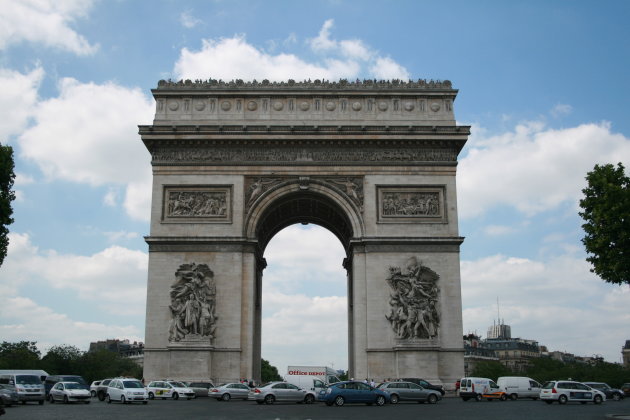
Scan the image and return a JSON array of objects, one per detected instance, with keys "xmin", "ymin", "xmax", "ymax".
[
  {"xmin": 63, "ymin": 395, "xmax": 69, "ymax": 404},
  {"xmin": 121, "ymin": 395, "xmax": 126, "ymax": 404},
  {"xmin": 558, "ymin": 394, "xmax": 568, "ymax": 404},
  {"xmin": 428, "ymin": 394, "xmax": 438, "ymax": 404},
  {"xmin": 475, "ymin": 394, "xmax": 483, "ymax": 402},
  {"xmin": 390, "ymin": 394, "xmax": 399, "ymax": 404},
  {"xmin": 264, "ymin": 394, "xmax": 275, "ymax": 405},
  {"xmin": 594, "ymin": 395, "xmax": 603, "ymax": 404},
  {"xmin": 334, "ymin": 395, "xmax": 345, "ymax": 406},
  {"xmin": 221, "ymin": 393, "xmax": 231, "ymax": 402},
  {"xmin": 613, "ymin": 393, "xmax": 621, "ymax": 401},
  {"xmin": 376, "ymin": 395, "xmax": 386, "ymax": 406},
  {"xmin": 304, "ymin": 394, "xmax": 315, "ymax": 404},
  {"xmin": 500, "ymin": 394, "xmax": 507, "ymax": 401},
  {"xmin": 148, "ymin": 392, "xmax": 154, "ymax": 400},
  {"xmin": 172, "ymin": 392, "xmax": 179, "ymax": 400},
  {"xmin": 49, "ymin": 394, "xmax": 55, "ymax": 403},
  {"xmin": 106, "ymin": 394, "xmax": 112, "ymax": 404},
  {"xmin": 91, "ymin": 390, "xmax": 96, "ymax": 398},
  {"xmin": 510, "ymin": 393, "xmax": 518, "ymax": 401},
  {"xmin": 98, "ymin": 391, "xmax": 106, "ymax": 401}
]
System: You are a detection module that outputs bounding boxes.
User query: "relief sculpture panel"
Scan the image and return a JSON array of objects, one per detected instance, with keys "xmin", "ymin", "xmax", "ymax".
[
  {"xmin": 163, "ymin": 186, "xmax": 231, "ymax": 223},
  {"xmin": 377, "ymin": 186, "xmax": 445, "ymax": 223},
  {"xmin": 385, "ymin": 257, "xmax": 440, "ymax": 340},
  {"xmin": 169, "ymin": 263, "xmax": 218, "ymax": 344}
]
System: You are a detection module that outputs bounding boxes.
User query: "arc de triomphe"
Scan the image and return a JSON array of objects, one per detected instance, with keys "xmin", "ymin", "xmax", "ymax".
[{"xmin": 139, "ymin": 79, "xmax": 469, "ymax": 386}]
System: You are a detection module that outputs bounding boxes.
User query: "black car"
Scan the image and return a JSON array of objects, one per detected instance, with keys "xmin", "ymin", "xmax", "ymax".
[
  {"xmin": 95, "ymin": 378, "xmax": 114, "ymax": 401},
  {"xmin": 583, "ymin": 382, "xmax": 624, "ymax": 401},
  {"xmin": 401, "ymin": 378, "xmax": 445, "ymax": 395},
  {"xmin": 0, "ymin": 384, "xmax": 19, "ymax": 407}
]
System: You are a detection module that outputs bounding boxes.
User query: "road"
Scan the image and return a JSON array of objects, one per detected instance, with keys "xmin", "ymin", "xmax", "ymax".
[{"xmin": 2, "ymin": 395, "xmax": 629, "ymax": 420}]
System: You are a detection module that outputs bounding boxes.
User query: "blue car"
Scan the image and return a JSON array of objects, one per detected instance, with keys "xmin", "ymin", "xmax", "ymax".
[{"xmin": 318, "ymin": 381, "xmax": 390, "ymax": 406}]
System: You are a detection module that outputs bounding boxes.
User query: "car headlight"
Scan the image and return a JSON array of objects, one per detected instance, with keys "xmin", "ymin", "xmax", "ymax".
[{"xmin": 326, "ymin": 388, "xmax": 332, "ymax": 394}]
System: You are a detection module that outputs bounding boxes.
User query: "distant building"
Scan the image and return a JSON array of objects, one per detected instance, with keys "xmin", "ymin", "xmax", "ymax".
[
  {"xmin": 487, "ymin": 320, "xmax": 511, "ymax": 340},
  {"xmin": 484, "ymin": 338, "xmax": 541, "ymax": 372},
  {"xmin": 463, "ymin": 334, "xmax": 499, "ymax": 376},
  {"xmin": 89, "ymin": 339, "xmax": 144, "ymax": 367},
  {"xmin": 623, "ymin": 340, "xmax": 630, "ymax": 368}
]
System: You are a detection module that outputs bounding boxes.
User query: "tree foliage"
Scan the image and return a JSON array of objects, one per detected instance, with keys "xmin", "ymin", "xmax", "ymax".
[
  {"xmin": 0, "ymin": 341, "xmax": 41, "ymax": 369},
  {"xmin": 470, "ymin": 360, "xmax": 513, "ymax": 380},
  {"xmin": 0, "ymin": 143, "xmax": 16, "ymax": 267},
  {"xmin": 579, "ymin": 162, "xmax": 630, "ymax": 285},
  {"xmin": 260, "ymin": 358, "xmax": 282, "ymax": 383}
]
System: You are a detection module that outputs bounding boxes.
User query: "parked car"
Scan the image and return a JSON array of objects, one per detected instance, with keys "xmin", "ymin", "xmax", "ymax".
[
  {"xmin": 89, "ymin": 380, "xmax": 101, "ymax": 397},
  {"xmin": 0, "ymin": 384, "xmax": 19, "ymax": 407},
  {"xmin": 146, "ymin": 380, "xmax": 195, "ymax": 400},
  {"xmin": 459, "ymin": 377, "xmax": 507, "ymax": 401},
  {"xmin": 497, "ymin": 376, "xmax": 542, "ymax": 400},
  {"xmin": 583, "ymin": 382, "xmax": 624, "ymax": 401},
  {"xmin": 48, "ymin": 382, "xmax": 91, "ymax": 404},
  {"xmin": 622, "ymin": 383, "xmax": 630, "ymax": 397},
  {"xmin": 0, "ymin": 373, "xmax": 45, "ymax": 404},
  {"xmin": 44, "ymin": 375, "xmax": 89, "ymax": 396},
  {"xmin": 540, "ymin": 380, "xmax": 605, "ymax": 404},
  {"xmin": 377, "ymin": 381, "xmax": 442, "ymax": 404},
  {"xmin": 209, "ymin": 383, "xmax": 250, "ymax": 401},
  {"xmin": 250, "ymin": 381, "xmax": 315, "ymax": 405},
  {"xmin": 185, "ymin": 381, "xmax": 215, "ymax": 397},
  {"xmin": 401, "ymin": 378, "xmax": 445, "ymax": 395},
  {"xmin": 106, "ymin": 378, "xmax": 148, "ymax": 404},
  {"xmin": 318, "ymin": 380, "xmax": 390, "ymax": 406},
  {"xmin": 95, "ymin": 378, "xmax": 114, "ymax": 401}
]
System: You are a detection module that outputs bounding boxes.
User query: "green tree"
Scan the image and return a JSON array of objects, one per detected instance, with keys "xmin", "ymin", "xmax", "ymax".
[
  {"xmin": 77, "ymin": 350, "xmax": 142, "ymax": 384},
  {"xmin": 41, "ymin": 345, "xmax": 84, "ymax": 375},
  {"xmin": 0, "ymin": 144, "xmax": 16, "ymax": 267},
  {"xmin": 470, "ymin": 360, "xmax": 513, "ymax": 380},
  {"xmin": 579, "ymin": 162, "xmax": 630, "ymax": 285},
  {"xmin": 0, "ymin": 341, "xmax": 41, "ymax": 369},
  {"xmin": 260, "ymin": 358, "xmax": 282, "ymax": 383}
]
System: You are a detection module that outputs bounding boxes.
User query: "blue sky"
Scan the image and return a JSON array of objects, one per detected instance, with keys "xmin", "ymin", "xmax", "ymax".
[{"xmin": 1, "ymin": 0, "xmax": 629, "ymax": 373}]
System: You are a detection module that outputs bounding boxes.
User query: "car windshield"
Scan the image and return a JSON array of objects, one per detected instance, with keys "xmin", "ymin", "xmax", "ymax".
[
  {"xmin": 169, "ymin": 381, "xmax": 186, "ymax": 388},
  {"xmin": 542, "ymin": 382, "xmax": 555, "ymax": 389},
  {"xmin": 65, "ymin": 383, "xmax": 83, "ymax": 389},
  {"xmin": 16, "ymin": 375, "xmax": 41, "ymax": 385},
  {"xmin": 64, "ymin": 377, "xmax": 87, "ymax": 385},
  {"xmin": 123, "ymin": 381, "xmax": 144, "ymax": 388}
]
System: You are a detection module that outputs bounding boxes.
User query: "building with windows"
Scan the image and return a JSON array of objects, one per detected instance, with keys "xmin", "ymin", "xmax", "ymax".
[
  {"xmin": 89, "ymin": 339, "xmax": 144, "ymax": 366},
  {"xmin": 483, "ymin": 337, "xmax": 541, "ymax": 372},
  {"xmin": 463, "ymin": 334, "xmax": 498, "ymax": 376}
]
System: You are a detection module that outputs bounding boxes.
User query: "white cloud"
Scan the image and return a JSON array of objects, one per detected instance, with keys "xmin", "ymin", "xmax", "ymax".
[
  {"xmin": 103, "ymin": 230, "xmax": 139, "ymax": 243},
  {"xmin": 180, "ymin": 10, "xmax": 202, "ymax": 29},
  {"xmin": 0, "ymin": 296, "xmax": 142, "ymax": 352},
  {"xmin": 482, "ymin": 225, "xmax": 517, "ymax": 236},
  {"xmin": 103, "ymin": 187, "xmax": 118, "ymax": 207},
  {"xmin": 1, "ymin": 232, "xmax": 148, "ymax": 315},
  {"xmin": 0, "ymin": 67, "xmax": 44, "ymax": 141},
  {"xmin": 551, "ymin": 103, "xmax": 573, "ymax": 118},
  {"xmin": 17, "ymin": 78, "xmax": 155, "ymax": 221},
  {"xmin": 461, "ymin": 253, "xmax": 630, "ymax": 362},
  {"xmin": 0, "ymin": 0, "xmax": 97, "ymax": 55},
  {"xmin": 174, "ymin": 20, "xmax": 410, "ymax": 81},
  {"xmin": 458, "ymin": 121, "xmax": 630, "ymax": 218}
]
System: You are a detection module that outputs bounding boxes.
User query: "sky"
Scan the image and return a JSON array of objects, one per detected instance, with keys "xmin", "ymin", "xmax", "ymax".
[{"xmin": 0, "ymin": 0, "xmax": 629, "ymax": 375}]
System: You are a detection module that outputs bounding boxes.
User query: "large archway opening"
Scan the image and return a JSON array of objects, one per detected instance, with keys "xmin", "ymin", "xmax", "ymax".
[{"xmin": 251, "ymin": 190, "xmax": 358, "ymax": 381}]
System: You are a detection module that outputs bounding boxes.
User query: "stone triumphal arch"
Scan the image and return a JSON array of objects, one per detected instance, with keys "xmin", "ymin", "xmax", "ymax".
[{"xmin": 139, "ymin": 79, "xmax": 469, "ymax": 386}]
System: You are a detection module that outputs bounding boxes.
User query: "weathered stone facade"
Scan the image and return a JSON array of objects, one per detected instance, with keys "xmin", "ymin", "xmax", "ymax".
[{"xmin": 140, "ymin": 79, "xmax": 468, "ymax": 386}]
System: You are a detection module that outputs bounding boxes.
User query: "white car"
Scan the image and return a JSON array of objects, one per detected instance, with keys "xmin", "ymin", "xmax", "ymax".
[
  {"xmin": 146, "ymin": 380, "xmax": 195, "ymax": 400},
  {"xmin": 89, "ymin": 380, "xmax": 101, "ymax": 397},
  {"xmin": 106, "ymin": 378, "xmax": 148, "ymax": 404},
  {"xmin": 540, "ymin": 380, "xmax": 606, "ymax": 404},
  {"xmin": 48, "ymin": 381, "xmax": 91, "ymax": 404}
]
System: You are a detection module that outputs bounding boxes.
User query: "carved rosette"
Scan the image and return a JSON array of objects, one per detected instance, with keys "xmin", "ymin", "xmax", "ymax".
[
  {"xmin": 168, "ymin": 263, "xmax": 218, "ymax": 344},
  {"xmin": 244, "ymin": 176, "xmax": 364, "ymax": 213},
  {"xmin": 385, "ymin": 257, "xmax": 440, "ymax": 340}
]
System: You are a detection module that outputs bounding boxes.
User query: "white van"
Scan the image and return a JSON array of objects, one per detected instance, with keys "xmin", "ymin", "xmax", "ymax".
[
  {"xmin": 497, "ymin": 376, "xmax": 541, "ymax": 400},
  {"xmin": 284, "ymin": 375, "xmax": 327, "ymax": 395},
  {"xmin": 459, "ymin": 377, "xmax": 506, "ymax": 401},
  {"xmin": 0, "ymin": 372, "xmax": 45, "ymax": 404}
]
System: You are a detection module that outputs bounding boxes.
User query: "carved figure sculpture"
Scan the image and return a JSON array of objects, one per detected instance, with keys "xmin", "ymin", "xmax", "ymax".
[
  {"xmin": 169, "ymin": 263, "xmax": 218, "ymax": 342},
  {"xmin": 385, "ymin": 257, "xmax": 440, "ymax": 340}
]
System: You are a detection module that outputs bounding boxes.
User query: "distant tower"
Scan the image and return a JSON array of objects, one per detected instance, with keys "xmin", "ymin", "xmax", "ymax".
[
  {"xmin": 623, "ymin": 340, "xmax": 630, "ymax": 368},
  {"xmin": 487, "ymin": 297, "xmax": 511, "ymax": 339}
]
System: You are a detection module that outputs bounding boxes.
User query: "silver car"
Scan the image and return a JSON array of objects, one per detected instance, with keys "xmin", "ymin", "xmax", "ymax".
[
  {"xmin": 48, "ymin": 382, "xmax": 91, "ymax": 404},
  {"xmin": 209, "ymin": 383, "xmax": 250, "ymax": 401},
  {"xmin": 377, "ymin": 381, "xmax": 442, "ymax": 404},
  {"xmin": 250, "ymin": 381, "xmax": 315, "ymax": 405},
  {"xmin": 185, "ymin": 381, "xmax": 215, "ymax": 397}
]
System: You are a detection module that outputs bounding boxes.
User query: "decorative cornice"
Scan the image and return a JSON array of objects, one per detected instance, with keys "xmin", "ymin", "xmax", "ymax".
[{"xmin": 155, "ymin": 78, "xmax": 455, "ymax": 91}]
